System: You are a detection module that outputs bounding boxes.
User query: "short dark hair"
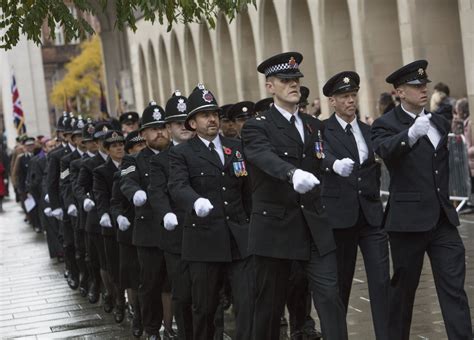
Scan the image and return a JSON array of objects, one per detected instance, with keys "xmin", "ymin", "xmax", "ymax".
[
  {"xmin": 456, "ymin": 98, "xmax": 469, "ymax": 118},
  {"xmin": 434, "ymin": 82, "xmax": 450, "ymax": 96}
]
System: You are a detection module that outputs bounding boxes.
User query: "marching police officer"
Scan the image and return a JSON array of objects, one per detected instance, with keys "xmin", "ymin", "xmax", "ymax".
[
  {"xmin": 227, "ymin": 101, "xmax": 256, "ymax": 139},
  {"xmin": 321, "ymin": 71, "xmax": 389, "ymax": 339},
  {"xmin": 119, "ymin": 111, "xmax": 140, "ymax": 136},
  {"xmin": 241, "ymin": 52, "xmax": 347, "ymax": 340},
  {"xmin": 148, "ymin": 91, "xmax": 193, "ymax": 340},
  {"xmin": 168, "ymin": 84, "xmax": 254, "ymax": 340},
  {"xmin": 120, "ymin": 102, "xmax": 169, "ymax": 340},
  {"xmin": 219, "ymin": 104, "xmax": 238, "ymax": 138},
  {"xmin": 371, "ymin": 60, "xmax": 473, "ymax": 340}
]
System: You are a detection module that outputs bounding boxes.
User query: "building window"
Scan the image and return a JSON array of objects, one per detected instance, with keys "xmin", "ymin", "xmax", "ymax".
[{"xmin": 54, "ymin": 22, "xmax": 64, "ymax": 46}]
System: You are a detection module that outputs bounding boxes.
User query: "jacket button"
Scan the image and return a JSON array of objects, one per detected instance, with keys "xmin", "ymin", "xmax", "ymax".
[
  {"xmin": 434, "ymin": 153, "xmax": 437, "ymax": 157},
  {"xmin": 401, "ymin": 141, "xmax": 406, "ymax": 146},
  {"xmin": 192, "ymin": 223, "xmax": 196, "ymax": 227},
  {"xmin": 300, "ymin": 205, "xmax": 304, "ymax": 209},
  {"xmin": 262, "ymin": 211, "xmax": 267, "ymax": 215},
  {"xmin": 284, "ymin": 152, "xmax": 288, "ymax": 156},
  {"xmin": 145, "ymin": 173, "xmax": 148, "ymax": 176},
  {"xmin": 222, "ymin": 187, "xmax": 226, "ymax": 191},
  {"xmin": 358, "ymin": 190, "xmax": 362, "ymax": 194},
  {"xmin": 437, "ymin": 188, "xmax": 440, "ymax": 192},
  {"xmin": 140, "ymin": 216, "xmax": 144, "ymax": 220},
  {"xmin": 224, "ymin": 201, "xmax": 228, "ymax": 205},
  {"xmin": 222, "ymin": 172, "xmax": 225, "ymax": 176},
  {"xmin": 326, "ymin": 168, "xmax": 330, "ymax": 172},
  {"xmin": 200, "ymin": 172, "xmax": 204, "ymax": 175},
  {"xmin": 302, "ymin": 153, "xmax": 306, "ymax": 158},
  {"xmin": 358, "ymin": 177, "xmax": 362, "ymax": 182},
  {"xmin": 226, "ymin": 216, "xmax": 230, "ymax": 220},
  {"xmin": 323, "ymin": 205, "xmax": 326, "ymax": 209},
  {"xmin": 435, "ymin": 170, "xmax": 439, "ymax": 174}
]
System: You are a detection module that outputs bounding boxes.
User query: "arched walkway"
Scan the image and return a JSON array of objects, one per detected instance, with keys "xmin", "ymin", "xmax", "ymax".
[
  {"xmin": 237, "ymin": 10, "xmax": 259, "ymax": 101},
  {"xmin": 138, "ymin": 45, "xmax": 150, "ymax": 107},
  {"xmin": 147, "ymin": 40, "xmax": 160, "ymax": 101},
  {"xmin": 171, "ymin": 31, "xmax": 185, "ymax": 93},
  {"xmin": 217, "ymin": 15, "xmax": 238, "ymax": 104},
  {"xmin": 200, "ymin": 24, "xmax": 218, "ymax": 93},
  {"xmin": 184, "ymin": 26, "xmax": 199, "ymax": 94},
  {"xmin": 158, "ymin": 36, "xmax": 172, "ymax": 102}
]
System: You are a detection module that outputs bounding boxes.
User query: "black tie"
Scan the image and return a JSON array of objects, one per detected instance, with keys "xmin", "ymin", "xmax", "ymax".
[
  {"xmin": 345, "ymin": 124, "xmax": 359, "ymax": 162},
  {"xmin": 209, "ymin": 142, "xmax": 223, "ymax": 166},
  {"xmin": 289, "ymin": 115, "xmax": 303, "ymax": 142}
]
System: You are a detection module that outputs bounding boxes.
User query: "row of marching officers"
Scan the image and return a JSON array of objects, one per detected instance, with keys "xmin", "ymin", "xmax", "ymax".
[{"xmin": 45, "ymin": 50, "xmax": 472, "ymax": 340}]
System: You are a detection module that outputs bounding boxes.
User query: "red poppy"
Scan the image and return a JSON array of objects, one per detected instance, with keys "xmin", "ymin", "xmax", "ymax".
[{"xmin": 223, "ymin": 147, "xmax": 232, "ymax": 155}]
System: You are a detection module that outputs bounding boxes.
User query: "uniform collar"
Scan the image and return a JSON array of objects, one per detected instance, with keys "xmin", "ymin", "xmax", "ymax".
[
  {"xmin": 273, "ymin": 103, "xmax": 299, "ymax": 122},
  {"xmin": 99, "ymin": 150, "xmax": 108, "ymax": 161},
  {"xmin": 335, "ymin": 113, "xmax": 359, "ymax": 131},
  {"xmin": 68, "ymin": 143, "xmax": 76, "ymax": 152},
  {"xmin": 401, "ymin": 104, "xmax": 425, "ymax": 119},
  {"xmin": 198, "ymin": 134, "xmax": 222, "ymax": 149}
]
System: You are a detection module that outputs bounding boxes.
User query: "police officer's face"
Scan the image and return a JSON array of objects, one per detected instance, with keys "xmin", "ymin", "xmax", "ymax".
[
  {"xmin": 141, "ymin": 126, "xmax": 170, "ymax": 151},
  {"xmin": 397, "ymin": 83, "xmax": 428, "ymax": 110},
  {"xmin": 71, "ymin": 134, "xmax": 84, "ymax": 149},
  {"xmin": 44, "ymin": 140, "xmax": 56, "ymax": 153},
  {"xmin": 106, "ymin": 142, "xmax": 125, "ymax": 161},
  {"xmin": 266, "ymin": 77, "xmax": 301, "ymax": 106},
  {"xmin": 24, "ymin": 144, "xmax": 34, "ymax": 153},
  {"xmin": 63, "ymin": 133, "xmax": 72, "ymax": 144},
  {"xmin": 189, "ymin": 111, "xmax": 220, "ymax": 139},
  {"xmin": 220, "ymin": 118, "xmax": 238, "ymax": 138},
  {"xmin": 121, "ymin": 122, "xmax": 139, "ymax": 135},
  {"xmin": 329, "ymin": 91, "xmax": 358, "ymax": 121},
  {"xmin": 167, "ymin": 121, "xmax": 194, "ymax": 144},
  {"xmin": 234, "ymin": 117, "xmax": 249, "ymax": 136},
  {"xmin": 83, "ymin": 140, "xmax": 99, "ymax": 153},
  {"xmin": 57, "ymin": 131, "xmax": 65, "ymax": 142}
]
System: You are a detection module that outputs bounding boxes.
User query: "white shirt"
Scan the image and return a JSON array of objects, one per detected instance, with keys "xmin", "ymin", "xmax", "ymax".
[
  {"xmin": 68, "ymin": 143, "xmax": 76, "ymax": 152},
  {"xmin": 99, "ymin": 150, "xmax": 108, "ymax": 161},
  {"xmin": 274, "ymin": 103, "xmax": 305, "ymax": 143},
  {"xmin": 77, "ymin": 149, "xmax": 85, "ymax": 157},
  {"xmin": 112, "ymin": 159, "xmax": 121, "ymax": 169},
  {"xmin": 198, "ymin": 135, "xmax": 225, "ymax": 165},
  {"xmin": 402, "ymin": 104, "xmax": 442, "ymax": 148},
  {"xmin": 149, "ymin": 147, "xmax": 160, "ymax": 155},
  {"xmin": 335, "ymin": 114, "xmax": 369, "ymax": 163},
  {"xmin": 86, "ymin": 151, "xmax": 95, "ymax": 158}
]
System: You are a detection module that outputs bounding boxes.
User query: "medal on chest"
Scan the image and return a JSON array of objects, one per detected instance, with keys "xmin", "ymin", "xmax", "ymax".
[
  {"xmin": 232, "ymin": 150, "xmax": 248, "ymax": 177},
  {"xmin": 315, "ymin": 130, "xmax": 325, "ymax": 159}
]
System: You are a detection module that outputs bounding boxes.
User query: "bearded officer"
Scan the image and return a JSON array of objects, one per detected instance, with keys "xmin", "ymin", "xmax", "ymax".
[{"xmin": 241, "ymin": 52, "xmax": 347, "ymax": 340}]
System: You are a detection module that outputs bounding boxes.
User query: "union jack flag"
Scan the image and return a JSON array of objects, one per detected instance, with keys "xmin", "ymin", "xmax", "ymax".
[{"xmin": 11, "ymin": 74, "xmax": 26, "ymax": 135}]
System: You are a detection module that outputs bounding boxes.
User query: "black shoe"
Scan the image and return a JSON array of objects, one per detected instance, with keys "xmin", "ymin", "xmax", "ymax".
[
  {"xmin": 78, "ymin": 277, "xmax": 88, "ymax": 297},
  {"xmin": 88, "ymin": 282, "xmax": 100, "ymax": 304},
  {"xmin": 34, "ymin": 227, "xmax": 42, "ymax": 233},
  {"xmin": 132, "ymin": 311, "xmax": 143, "ymax": 338},
  {"xmin": 67, "ymin": 276, "xmax": 79, "ymax": 290},
  {"xmin": 147, "ymin": 334, "xmax": 160, "ymax": 340},
  {"xmin": 63, "ymin": 269, "xmax": 69, "ymax": 278},
  {"xmin": 114, "ymin": 304, "xmax": 125, "ymax": 323},
  {"xmin": 163, "ymin": 328, "xmax": 178, "ymax": 340},
  {"xmin": 103, "ymin": 293, "xmax": 114, "ymax": 313},
  {"xmin": 280, "ymin": 316, "xmax": 288, "ymax": 327},
  {"xmin": 303, "ymin": 327, "xmax": 322, "ymax": 340},
  {"xmin": 290, "ymin": 331, "xmax": 304, "ymax": 340}
]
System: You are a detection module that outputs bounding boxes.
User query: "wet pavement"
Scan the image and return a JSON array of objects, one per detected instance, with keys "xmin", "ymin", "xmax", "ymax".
[{"xmin": 0, "ymin": 196, "xmax": 473, "ymax": 339}]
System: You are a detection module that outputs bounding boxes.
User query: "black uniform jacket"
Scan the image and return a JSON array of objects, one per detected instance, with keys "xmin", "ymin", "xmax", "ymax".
[
  {"xmin": 110, "ymin": 170, "xmax": 135, "ymax": 244},
  {"xmin": 71, "ymin": 155, "xmax": 89, "ymax": 230},
  {"xmin": 241, "ymin": 106, "xmax": 336, "ymax": 260},
  {"xmin": 321, "ymin": 114, "xmax": 384, "ymax": 229},
  {"xmin": 47, "ymin": 144, "xmax": 72, "ymax": 210},
  {"xmin": 168, "ymin": 135, "xmax": 251, "ymax": 262},
  {"xmin": 17, "ymin": 153, "xmax": 32, "ymax": 194},
  {"xmin": 93, "ymin": 158, "xmax": 120, "ymax": 237},
  {"xmin": 148, "ymin": 147, "xmax": 185, "ymax": 255},
  {"xmin": 120, "ymin": 147, "xmax": 156, "ymax": 248},
  {"xmin": 60, "ymin": 150, "xmax": 82, "ymax": 213},
  {"xmin": 371, "ymin": 105, "xmax": 459, "ymax": 232},
  {"xmin": 26, "ymin": 153, "xmax": 44, "ymax": 199},
  {"xmin": 76, "ymin": 153, "xmax": 106, "ymax": 234}
]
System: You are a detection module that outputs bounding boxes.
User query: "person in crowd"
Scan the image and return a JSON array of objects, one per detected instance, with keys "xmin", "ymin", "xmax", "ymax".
[{"xmin": 119, "ymin": 111, "xmax": 140, "ymax": 136}]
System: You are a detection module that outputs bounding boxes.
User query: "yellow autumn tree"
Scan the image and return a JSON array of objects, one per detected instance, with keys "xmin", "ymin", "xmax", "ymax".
[{"xmin": 50, "ymin": 36, "xmax": 104, "ymax": 118}]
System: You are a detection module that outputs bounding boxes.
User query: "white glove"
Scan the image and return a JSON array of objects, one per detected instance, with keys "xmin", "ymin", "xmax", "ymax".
[
  {"xmin": 83, "ymin": 198, "xmax": 95, "ymax": 212},
  {"xmin": 408, "ymin": 113, "xmax": 432, "ymax": 145},
  {"xmin": 117, "ymin": 215, "xmax": 131, "ymax": 231},
  {"xmin": 44, "ymin": 194, "xmax": 50, "ymax": 203},
  {"xmin": 67, "ymin": 204, "xmax": 78, "ymax": 217},
  {"xmin": 333, "ymin": 158, "xmax": 355, "ymax": 177},
  {"xmin": 133, "ymin": 190, "xmax": 147, "ymax": 207},
  {"xmin": 193, "ymin": 198, "xmax": 214, "ymax": 218},
  {"xmin": 44, "ymin": 207, "xmax": 52, "ymax": 217},
  {"xmin": 99, "ymin": 213, "xmax": 112, "ymax": 228},
  {"xmin": 292, "ymin": 169, "xmax": 320, "ymax": 194},
  {"xmin": 163, "ymin": 212, "xmax": 178, "ymax": 231},
  {"xmin": 51, "ymin": 208, "xmax": 63, "ymax": 221}
]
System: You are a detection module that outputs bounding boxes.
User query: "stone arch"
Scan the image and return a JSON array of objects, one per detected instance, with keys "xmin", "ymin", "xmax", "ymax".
[
  {"xmin": 289, "ymin": 0, "xmax": 319, "ymax": 101},
  {"xmin": 261, "ymin": 0, "xmax": 282, "ymax": 59},
  {"xmin": 158, "ymin": 36, "xmax": 172, "ymax": 101},
  {"xmin": 147, "ymin": 40, "xmax": 160, "ymax": 101},
  {"xmin": 171, "ymin": 31, "xmax": 185, "ymax": 93},
  {"xmin": 184, "ymin": 25, "xmax": 199, "ymax": 94},
  {"xmin": 200, "ymin": 24, "xmax": 218, "ymax": 93},
  {"xmin": 217, "ymin": 15, "xmax": 238, "ymax": 103},
  {"xmin": 138, "ymin": 45, "xmax": 150, "ymax": 107},
  {"xmin": 237, "ymin": 10, "xmax": 259, "ymax": 101}
]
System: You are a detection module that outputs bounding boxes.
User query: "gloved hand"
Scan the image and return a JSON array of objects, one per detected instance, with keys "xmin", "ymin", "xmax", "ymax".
[
  {"xmin": 44, "ymin": 207, "xmax": 52, "ymax": 217},
  {"xmin": 163, "ymin": 212, "xmax": 178, "ymax": 231},
  {"xmin": 408, "ymin": 113, "xmax": 432, "ymax": 143},
  {"xmin": 193, "ymin": 198, "xmax": 214, "ymax": 218},
  {"xmin": 44, "ymin": 194, "xmax": 50, "ymax": 203},
  {"xmin": 99, "ymin": 213, "xmax": 112, "ymax": 228},
  {"xmin": 67, "ymin": 204, "xmax": 78, "ymax": 217},
  {"xmin": 83, "ymin": 198, "xmax": 95, "ymax": 212},
  {"xmin": 117, "ymin": 215, "xmax": 131, "ymax": 232},
  {"xmin": 333, "ymin": 158, "xmax": 355, "ymax": 177},
  {"xmin": 51, "ymin": 208, "xmax": 63, "ymax": 221},
  {"xmin": 292, "ymin": 169, "xmax": 320, "ymax": 194},
  {"xmin": 133, "ymin": 190, "xmax": 147, "ymax": 207}
]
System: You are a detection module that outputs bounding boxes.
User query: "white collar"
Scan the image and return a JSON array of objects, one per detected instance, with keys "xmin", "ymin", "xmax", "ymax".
[
  {"xmin": 112, "ymin": 159, "xmax": 121, "ymax": 168},
  {"xmin": 149, "ymin": 147, "xmax": 160, "ymax": 155},
  {"xmin": 99, "ymin": 150, "xmax": 108, "ymax": 161},
  {"xmin": 273, "ymin": 103, "xmax": 299, "ymax": 122},
  {"xmin": 68, "ymin": 143, "xmax": 76, "ymax": 152},
  {"xmin": 77, "ymin": 149, "xmax": 85, "ymax": 156},
  {"xmin": 335, "ymin": 113, "xmax": 358, "ymax": 131},
  {"xmin": 401, "ymin": 104, "xmax": 425, "ymax": 119},
  {"xmin": 198, "ymin": 135, "xmax": 222, "ymax": 149},
  {"xmin": 87, "ymin": 151, "xmax": 96, "ymax": 158},
  {"xmin": 172, "ymin": 140, "xmax": 180, "ymax": 146}
]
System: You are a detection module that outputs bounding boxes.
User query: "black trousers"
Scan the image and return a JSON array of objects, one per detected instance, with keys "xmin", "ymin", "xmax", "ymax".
[
  {"xmin": 137, "ymin": 246, "xmax": 166, "ymax": 335},
  {"xmin": 188, "ymin": 257, "xmax": 254, "ymax": 340},
  {"xmin": 62, "ymin": 216, "xmax": 79, "ymax": 279},
  {"xmin": 253, "ymin": 247, "xmax": 347, "ymax": 340},
  {"xmin": 333, "ymin": 214, "xmax": 390, "ymax": 340},
  {"xmin": 388, "ymin": 217, "xmax": 473, "ymax": 340},
  {"xmin": 44, "ymin": 214, "xmax": 63, "ymax": 258},
  {"xmin": 74, "ymin": 228, "xmax": 88, "ymax": 282},
  {"xmin": 164, "ymin": 252, "xmax": 193, "ymax": 340}
]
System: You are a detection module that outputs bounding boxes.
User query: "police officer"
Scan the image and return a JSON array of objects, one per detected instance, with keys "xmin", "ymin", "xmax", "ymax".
[
  {"xmin": 298, "ymin": 86, "xmax": 310, "ymax": 114},
  {"xmin": 148, "ymin": 91, "xmax": 193, "ymax": 340},
  {"xmin": 321, "ymin": 71, "xmax": 389, "ymax": 339},
  {"xmin": 228, "ymin": 101, "xmax": 256, "ymax": 138},
  {"xmin": 120, "ymin": 102, "xmax": 168, "ymax": 340},
  {"xmin": 241, "ymin": 52, "xmax": 347, "ymax": 340},
  {"xmin": 111, "ymin": 130, "xmax": 146, "ymax": 338},
  {"xmin": 254, "ymin": 97, "xmax": 273, "ymax": 115},
  {"xmin": 219, "ymin": 104, "xmax": 238, "ymax": 138},
  {"xmin": 19, "ymin": 137, "xmax": 40, "ymax": 231},
  {"xmin": 168, "ymin": 84, "xmax": 254, "ymax": 340},
  {"xmin": 47, "ymin": 112, "xmax": 80, "ymax": 289},
  {"xmin": 93, "ymin": 130, "xmax": 127, "ymax": 323},
  {"xmin": 371, "ymin": 60, "xmax": 473, "ymax": 340},
  {"xmin": 119, "ymin": 111, "xmax": 140, "ymax": 136},
  {"xmin": 76, "ymin": 122, "xmax": 113, "ymax": 309}
]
